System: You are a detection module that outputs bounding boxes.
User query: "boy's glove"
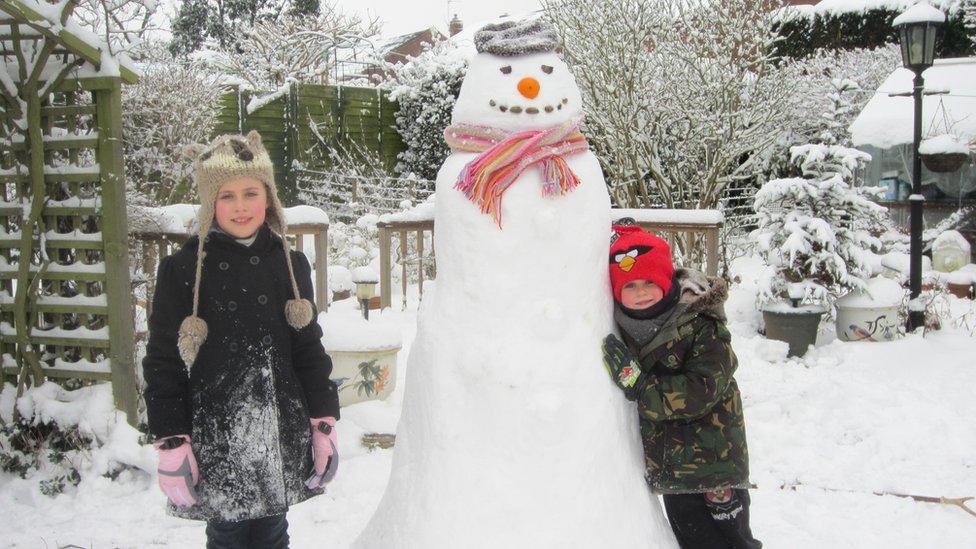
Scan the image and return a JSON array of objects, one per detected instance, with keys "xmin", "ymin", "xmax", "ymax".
[
  {"xmin": 305, "ymin": 417, "xmax": 338, "ymax": 490},
  {"xmin": 154, "ymin": 435, "xmax": 199, "ymax": 506},
  {"xmin": 602, "ymin": 334, "xmax": 643, "ymax": 400}
]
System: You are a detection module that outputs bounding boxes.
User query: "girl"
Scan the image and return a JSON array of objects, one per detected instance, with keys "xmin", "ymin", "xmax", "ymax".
[
  {"xmin": 602, "ymin": 224, "xmax": 761, "ymax": 549},
  {"xmin": 143, "ymin": 131, "xmax": 339, "ymax": 548}
]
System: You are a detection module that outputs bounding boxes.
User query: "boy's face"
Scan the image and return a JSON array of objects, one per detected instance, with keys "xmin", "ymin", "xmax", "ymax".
[
  {"xmin": 620, "ymin": 279, "xmax": 664, "ymax": 310},
  {"xmin": 214, "ymin": 177, "xmax": 268, "ymax": 238}
]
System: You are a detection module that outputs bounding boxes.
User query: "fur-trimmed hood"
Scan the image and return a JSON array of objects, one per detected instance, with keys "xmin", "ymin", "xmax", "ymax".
[{"xmin": 675, "ymin": 268, "xmax": 729, "ymax": 322}]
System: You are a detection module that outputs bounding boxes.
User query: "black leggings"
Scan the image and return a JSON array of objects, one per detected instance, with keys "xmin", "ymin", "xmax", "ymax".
[
  {"xmin": 205, "ymin": 513, "xmax": 289, "ymax": 549},
  {"xmin": 662, "ymin": 489, "xmax": 762, "ymax": 549}
]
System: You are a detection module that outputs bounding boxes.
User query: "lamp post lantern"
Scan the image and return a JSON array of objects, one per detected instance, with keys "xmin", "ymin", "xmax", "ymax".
[
  {"xmin": 352, "ymin": 267, "xmax": 379, "ymax": 320},
  {"xmin": 893, "ymin": 2, "xmax": 944, "ymax": 331}
]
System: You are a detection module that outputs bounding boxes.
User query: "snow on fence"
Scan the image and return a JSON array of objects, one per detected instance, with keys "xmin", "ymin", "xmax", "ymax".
[{"xmin": 375, "ymin": 201, "xmax": 724, "ymax": 310}]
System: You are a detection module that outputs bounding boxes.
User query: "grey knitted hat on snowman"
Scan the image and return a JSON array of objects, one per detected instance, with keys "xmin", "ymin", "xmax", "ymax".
[{"xmin": 178, "ymin": 130, "xmax": 314, "ymax": 368}]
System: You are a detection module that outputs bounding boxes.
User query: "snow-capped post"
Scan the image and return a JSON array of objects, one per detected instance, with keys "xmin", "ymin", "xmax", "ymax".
[
  {"xmin": 352, "ymin": 267, "xmax": 378, "ymax": 320},
  {"xmin": 893, "ymin": 1, "xmax": 945, "ymax": 331}
]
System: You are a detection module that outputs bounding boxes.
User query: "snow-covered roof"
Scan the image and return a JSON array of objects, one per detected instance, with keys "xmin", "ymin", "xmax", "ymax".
[
  {"xmin": 850, "ymin": 57, "xmax": 976, "ymax": 149},
  {"xmin": 0, "ymin": 0, "xmax": 139, "ymax": 84}
]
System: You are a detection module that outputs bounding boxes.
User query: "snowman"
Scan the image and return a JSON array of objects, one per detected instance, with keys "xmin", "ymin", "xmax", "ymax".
[{"xmin": 355, "ymin": 20, "xmax": 677, "ymax": 548}]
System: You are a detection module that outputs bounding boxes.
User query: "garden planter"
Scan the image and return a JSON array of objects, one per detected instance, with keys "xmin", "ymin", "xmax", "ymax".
[
  {"xmin": 835, "ymin": 278, "xmax": 905, "ymax": 342},
  {"xmin": 762, "ymin": 304, "xmax": 827, "ymax": 357},
  {"xmin": 946, "ymin": 282, "xmax": 974, "ymax": 299},
  {"xmin": 921, "ymin": 152, "xmax": 968, "ymax": 173},
  {"xmin": 322, "ymin": 318, "xmax": 401, "ymax": 407}
]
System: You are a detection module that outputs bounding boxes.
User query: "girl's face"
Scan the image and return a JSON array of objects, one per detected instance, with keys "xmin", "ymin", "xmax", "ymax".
[
  {"xmin": 214, "ymin": 177, "xmax": 268, "ymax": 238},
  {"xmin": 620, "ymin": 279, "xmax": 664, "ymax": 310}
]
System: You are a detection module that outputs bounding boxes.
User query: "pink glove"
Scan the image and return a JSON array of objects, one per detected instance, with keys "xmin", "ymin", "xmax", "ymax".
[
  {"xmin": 305, "ymin": 417, "xmax": 338, "ymax": 489},
  {"xmin": 154, "ymin": 435, "xmax": 199, "ymax": 506}
]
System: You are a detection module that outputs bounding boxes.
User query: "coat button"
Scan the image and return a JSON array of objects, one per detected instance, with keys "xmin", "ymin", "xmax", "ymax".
[
  {"xmin": 229, "ymin": 342, "xmax": 238, "ymax": 352},
  {"xmin": 262, "ymin": 335, "xmax": 272, "ymax": 345},
  {"xmin": 227, "ymin": 301, "xmax": 238, "ymax": 311},
  {"xmin": 219, "ymin": 261, "xmax": 229, "ymax": 270},
  {"xmin": 250, "ymin": 256, "xmax": 260, "ymax": 265},
  {"xmin": 258, "ymin": 294, "xmax": 268, "ymax": 305}
]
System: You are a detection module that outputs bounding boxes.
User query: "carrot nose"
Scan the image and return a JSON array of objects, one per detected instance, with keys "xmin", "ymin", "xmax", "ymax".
[{"xmin": 517, "ymin": 77, "xmax": 540, "ymax": 99}]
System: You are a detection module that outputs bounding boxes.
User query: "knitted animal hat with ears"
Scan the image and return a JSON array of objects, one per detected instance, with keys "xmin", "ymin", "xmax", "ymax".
[{"xmin": 178, "ymin": 130, "xmax": 314, "ymax": 368}]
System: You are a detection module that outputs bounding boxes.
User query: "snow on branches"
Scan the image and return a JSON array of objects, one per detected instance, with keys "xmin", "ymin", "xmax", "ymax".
[
  {"xmin": 384, "ymin": 40, "xmax": 467, "ymax": 181},
  {"xmin": 753, "ymin": 144, "xmax": 889, "ymax": 308},
  {"xmin": 545, "ymin": 0, "xmax": 792, "ymax": 219}
]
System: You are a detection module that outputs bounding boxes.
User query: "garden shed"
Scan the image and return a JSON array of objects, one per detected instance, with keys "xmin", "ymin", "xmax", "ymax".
[{"xmin": 0, "ymin": 0, "xmax": 139, "ymax": 423}]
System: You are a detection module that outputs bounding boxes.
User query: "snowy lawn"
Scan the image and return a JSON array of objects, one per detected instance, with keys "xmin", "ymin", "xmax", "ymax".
[{"xmin": 2, "ymin": 267, "xmax": 975, "ymax": 548}]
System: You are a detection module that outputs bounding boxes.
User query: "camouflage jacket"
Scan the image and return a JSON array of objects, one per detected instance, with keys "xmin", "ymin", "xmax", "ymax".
[{"xmin": 617, "ymin": 269, "xmax": 750, "ymax": 494}]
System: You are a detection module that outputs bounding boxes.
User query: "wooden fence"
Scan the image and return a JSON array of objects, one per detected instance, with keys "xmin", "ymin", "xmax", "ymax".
[
  {"xmin": 376, "ymin": 209, "xmax": 724, "ymax": 310},
  {"xmin": 215, "ymin": 83, "xmax": 405, "ymax": 206}
]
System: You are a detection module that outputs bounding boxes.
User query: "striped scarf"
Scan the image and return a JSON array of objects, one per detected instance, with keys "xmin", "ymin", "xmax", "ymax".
[{"xmin": 444, "ymin": 115, "xmax": 589, "ymax": 227}]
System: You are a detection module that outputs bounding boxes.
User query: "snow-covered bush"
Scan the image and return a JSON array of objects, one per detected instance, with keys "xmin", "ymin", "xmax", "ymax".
[
  {"xmin": 329, "ymin": 213, "xmax": 381, "ymax": 274},
  {"xmin": 385, "ymin": 41, "xmax": 467, "ymax": 181},
  {"xmin": 545, "ymin": 0, "xmax": 792, "ymax": 220},
  {"xmin": 0, "ymin": 383, "xmax": 153, "ymax": 496},
  {"xmin": 753, "ymin": 144, "xmax": 890, "ymax": 308},
  {"xmin": 121, "ymin": 62, "xmax": 224, "ymax": 206}
]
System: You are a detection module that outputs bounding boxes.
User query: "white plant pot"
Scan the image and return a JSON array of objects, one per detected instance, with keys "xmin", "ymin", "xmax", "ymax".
[
  {"xmin": 835, "ymin": 299, "xmax": 902, "ymax": 342},
  {"xmin": 326, "ymin": 345, "xmax": 400, "ymax": 407}
]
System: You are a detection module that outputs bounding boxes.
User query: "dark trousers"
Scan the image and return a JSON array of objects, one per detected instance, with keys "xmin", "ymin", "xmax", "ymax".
[
  {"xmin": 205, "ymin": 513, "xmax": 289, "ymax": 549},
  {"xmin": 662, "ymin": 489, "xmax": 762, "ymax": 549}
]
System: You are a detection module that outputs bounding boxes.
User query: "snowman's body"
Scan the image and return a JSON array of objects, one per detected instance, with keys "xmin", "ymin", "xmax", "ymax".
[{"xmin": 356, "ymin": 44, "xmax": 676, "ymax": 549}]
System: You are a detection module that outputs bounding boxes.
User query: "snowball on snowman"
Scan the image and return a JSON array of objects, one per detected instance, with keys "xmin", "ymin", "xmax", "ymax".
[{"xmin": 444, "ymin": 19, "xmax": 591, "ymax": 227}]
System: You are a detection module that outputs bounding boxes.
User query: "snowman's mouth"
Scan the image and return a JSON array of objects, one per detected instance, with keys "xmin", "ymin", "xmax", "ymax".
[{"xmin": 488, "ymin": 97, "xmax": 569, "ymax": 114}]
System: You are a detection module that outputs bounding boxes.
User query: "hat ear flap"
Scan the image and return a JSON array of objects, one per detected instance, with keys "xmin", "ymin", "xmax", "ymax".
[
  {"xmin": 183, "ymin": 143, "xmax": 208, "ymax": 160},
  {"xmin": 245, "ymin": 130, "xmax": 262, "ymax": 148}
]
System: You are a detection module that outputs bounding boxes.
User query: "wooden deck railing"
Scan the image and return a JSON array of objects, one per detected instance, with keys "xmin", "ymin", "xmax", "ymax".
[{"xmin": 376, "ymin": 208, "xmax": 724, "ymax": 310}]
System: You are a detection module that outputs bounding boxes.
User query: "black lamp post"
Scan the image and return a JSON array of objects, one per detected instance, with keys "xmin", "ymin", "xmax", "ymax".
[{"xmin": 893, "ymin": 2, "xmax": 944, "ymax": 331}]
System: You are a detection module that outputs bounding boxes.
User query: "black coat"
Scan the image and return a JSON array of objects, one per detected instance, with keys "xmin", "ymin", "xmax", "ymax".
[{"xmin": 143, "ymin": 225, "xmax": 339, "ymax": 521}]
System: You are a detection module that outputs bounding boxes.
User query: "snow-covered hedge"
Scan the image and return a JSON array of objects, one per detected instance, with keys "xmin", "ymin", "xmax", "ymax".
[
  {"xmin": 386, "ymin": 41, "xmax": 467, "ymax": 181},
  {"xmin": 774, "ymin": 3, "xmax": 974, "ymax": 60}
]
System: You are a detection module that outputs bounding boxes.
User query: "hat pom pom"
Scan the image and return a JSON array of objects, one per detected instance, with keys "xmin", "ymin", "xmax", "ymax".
[
  {"xmin": 285, "ymin": 298, "xmax": 315, "ymax": 329},
  {"xmin": 178, "ymin": 315, "xmax": 208, "ymax": 367}
]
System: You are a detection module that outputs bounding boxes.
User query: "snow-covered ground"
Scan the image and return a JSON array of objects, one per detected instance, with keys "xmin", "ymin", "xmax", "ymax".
[{"xmin": 2, "ymin": 259, "xmax": 975, "ymax": 548}]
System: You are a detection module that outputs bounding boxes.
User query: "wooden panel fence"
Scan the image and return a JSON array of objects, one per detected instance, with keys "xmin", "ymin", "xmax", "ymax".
[{"xmin": 214, "ymin": 83, "xmax": 405, "ymax": 206}]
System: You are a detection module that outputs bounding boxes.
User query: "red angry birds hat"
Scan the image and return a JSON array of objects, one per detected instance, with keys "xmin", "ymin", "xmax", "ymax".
[{"xmin": 609, "ymin": 225, "xmax": 674, "ymax": 302}]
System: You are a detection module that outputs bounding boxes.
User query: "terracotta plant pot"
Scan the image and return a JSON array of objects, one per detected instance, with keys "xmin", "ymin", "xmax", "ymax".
[
  {"xmin": 946, "ymin": 282, "xmax": 974, "ymax": 299},
  {"xmin": 761, "ymin": 305, "xmax": 826, "ymax": 357}
]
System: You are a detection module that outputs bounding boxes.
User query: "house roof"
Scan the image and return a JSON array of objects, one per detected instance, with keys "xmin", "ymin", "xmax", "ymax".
[
  {"xmin": 0, "ymin": 0, "xmax": 139, "ymax": 84},
  {"xmin": 381, "ymin": 28, "xmax": 442, "ymax": 56},
  {"xmin": 850, "ymin": 57, "xmax": 976, "ymax": 149}
]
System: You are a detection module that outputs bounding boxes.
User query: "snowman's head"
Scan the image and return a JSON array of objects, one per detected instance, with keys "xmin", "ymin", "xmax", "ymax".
[{"xmin": 451, "ymin": 20, "xmax": 584, "ymax": 132}]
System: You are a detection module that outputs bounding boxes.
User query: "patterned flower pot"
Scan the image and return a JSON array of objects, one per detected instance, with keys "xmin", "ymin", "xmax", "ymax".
[
  {"xmin": 834, "ymin": 279, "xmax": 905, "ymax": 342},
  {"xmin": 326, "ymin": 345, "xmax": 399, "ymax": 407},
  {"xmin": 761, "ymin": 305, "xmax": 826, "ymax": 357}
]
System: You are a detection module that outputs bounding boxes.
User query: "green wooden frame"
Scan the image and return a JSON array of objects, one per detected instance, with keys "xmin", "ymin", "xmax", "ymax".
[{"xmin": 0, "ymin": 0, "xmax": 138, "ymax": 425}]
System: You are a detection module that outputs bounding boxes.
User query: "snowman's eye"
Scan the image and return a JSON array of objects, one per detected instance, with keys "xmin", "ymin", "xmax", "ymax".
[
  {"xmin": 541, "ymin": 65, "xmax": 553, "ymax": 74},
  {"xmin": 499, "ymin": 65, "xmax": 512, "ymax": 74}
]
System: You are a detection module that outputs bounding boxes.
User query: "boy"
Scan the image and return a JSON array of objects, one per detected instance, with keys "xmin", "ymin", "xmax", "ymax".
[{"xmin": 602, "ymin": 224, "xmax": 761, "ymax": 549}]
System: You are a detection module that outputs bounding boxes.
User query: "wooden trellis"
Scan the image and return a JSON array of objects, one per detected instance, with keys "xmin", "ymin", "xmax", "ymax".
[{"xmin": 0, "ymin": 0, "xmax": 139, "ymax": 424}]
